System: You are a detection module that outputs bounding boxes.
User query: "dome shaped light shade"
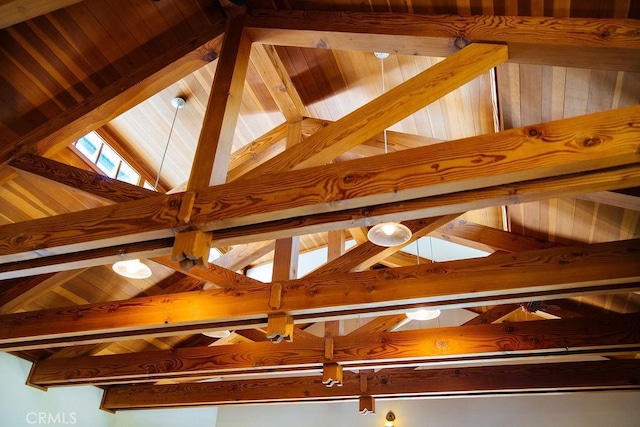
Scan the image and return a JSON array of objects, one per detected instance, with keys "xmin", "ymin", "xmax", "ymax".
[
  {"xmin": 367, "ymin": 222, "xmax": 412, "ymax": 247},
  {"xmin": 406, "ymin": 309, "xmax": 441, "ymax": 321},
  {"xmin": 112, "ymin": 259, "xmax": 152, "ymax": 279},
  {"xmin": 202, "ymin": 330, "xmax": 231, "ymax": 338}
]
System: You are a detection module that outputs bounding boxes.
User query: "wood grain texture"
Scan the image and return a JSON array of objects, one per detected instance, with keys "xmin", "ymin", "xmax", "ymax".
[
  {"xmin": 0, "ymin": 239, "xmax": 638, "ymax": 350},
  {"xmin": 99, "ymin": 359, "xmax": 640, "ymax": 409},
  {"xmin": 241, "ymin": 43, "xmax": 508, "ymax": 177},
  {"xmin": 9, "ymin": 154, "xmax": 157, "ymax": 202},
  {"xmin": 246, "ymin": 10, "xmax": 640, "ymax": 49},
  {"xmin": 187, "ymin": 15, "xmax": 253, "ymax": 190},
  {"xmin": 0, "ymin": 0, "xmax": 85, "ymax": 29},
  {"xmin": 27, "ymin": 313, "xmax": 640, "ymax": 386},
  {"xmin": 0, "ymin": 22, "xmax": 226, "ymax": 164}
]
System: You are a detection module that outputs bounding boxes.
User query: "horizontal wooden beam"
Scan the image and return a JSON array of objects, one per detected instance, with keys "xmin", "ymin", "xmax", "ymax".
[
  {"xmin": 101, "ymin": 359, "xmax": 640, "ymax": 409},
  {"xmin": 3, "ymin": 163, "xmax": 639, "ymax": 280},
  {"xmin": 246, "ymin": 10, "xmax": 640, "ymax": 71},
  {"xmin": 1, "ymin": 106, "xmax": 639, "ymax": 267},
  {"xmin": 0, "ymin": 239, "xmax": 173, "ymax": 281},
  {"xmin": 0, "ymin": 240, "xmax": 638, "ymax": 351},
  {"xmin": 27, "ymin": 313, "xmax": 640, "ymax": 387},
  {"xmin": 209, "ymin": 163, "xmax": 640, "ymax": 247},
  {"xmin": 0, "ymin": 21, "xmax": 226, "ymax": 164}
]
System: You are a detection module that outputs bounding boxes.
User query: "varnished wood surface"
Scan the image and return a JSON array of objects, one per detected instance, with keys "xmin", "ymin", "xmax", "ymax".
[
  {"xmin": 1, "ymin": 0, "xmax": 640, "ymax": 409},
  {"xmin": 0, "ymin": 240, "xmax": 638, "ymax": 351},
  {"xmin": 28, "ymin": 313, "xmax": 640, "ymax": 386},
  {"xmin": 101, "ymin": 359, "xmax": 640, "ymax": 409}
]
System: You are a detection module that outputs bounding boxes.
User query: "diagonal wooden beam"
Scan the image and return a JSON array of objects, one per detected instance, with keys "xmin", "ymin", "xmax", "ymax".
[
  {"xmin": 347, "ymin": 314, "xmax": 409, "ymax": 336},
  {"xmin": 213, "ymin": 241, "xmax": 275, "ymax": 272},
  {"xmin": 576, "ymin": 191, "xmax": 640, "ymax": 211},
  {"xmin": 434, "ymin": 219, "xmax": 559, "ymax": 254},
  {"xmin": 152, "ymin": 257, "xmax": 262, "ymax": 289},
  {"xmin": 462, "ymin": 304, "xmax": 521, "ymax": 326},
  {"xmin": 26, "ymin": 314, "xmax": 640, "ymax": 387},
  {"xmin": 8, "ymin": 154, "xmax": 157, "ymax": 203},
  {"xmin": 308, "ymin": 215, "xmax": 457, "ymax": 277},
  {"xmin": 1, "ymin": 106, "xmax": 640, "ymax": 268},
  {"xmin": 1, "ymin": 22, "xmax": 226, "ymax": 165},
  {"xmin": 99, "ymin": 359, "xmax": 640, "ymax": 409},
  {"xmin": 251, "ymin": 44, "xmax": 309, "ymax": 122},
  {"xmin": 245, "ymin": 10, "xmax": 640, "ymax": 71},
  {"xmin": 240, "ymin": 43, "xmax": 508, "ymax": 178},
  {"xmin": 0, "ymin": 268, "xmax": 87, "ymax": 314},
  {"xmin": 0, "ymin": 273, "xmax": 57, "ymax": 310},
  {"xmin": 187, "ymin": 14, "xmax": 253, "ymax": 190},
  {"xmin": 0, "ymin": 240, "xmax": 638, "ymax": 351}
]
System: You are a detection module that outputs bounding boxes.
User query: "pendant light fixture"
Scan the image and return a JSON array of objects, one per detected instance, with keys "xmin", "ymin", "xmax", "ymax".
[
  {"xmin": 367, "ymin": 52, "xmax": 412, "ymax": 247},
  {"xmin": 112, "ymin": 258, "xmax": 152, "ymax": 279},
  {"xmin": 113, "ymin": 97, "xmax": 185, "ymax": 279},
  {"xmin": 154, "ymin": 96, "xmax": 186, "ymax": 189}
]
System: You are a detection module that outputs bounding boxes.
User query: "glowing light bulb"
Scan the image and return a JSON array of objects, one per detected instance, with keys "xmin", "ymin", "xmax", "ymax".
[{"xmin": 406, "ymin": 309, "xmax": 441, "ymax": 321}]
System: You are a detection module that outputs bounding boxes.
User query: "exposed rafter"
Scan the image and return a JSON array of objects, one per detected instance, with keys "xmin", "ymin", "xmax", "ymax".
[{"xmin": 1, "ymin": 240, "xmax": 638, "ymax": 351}]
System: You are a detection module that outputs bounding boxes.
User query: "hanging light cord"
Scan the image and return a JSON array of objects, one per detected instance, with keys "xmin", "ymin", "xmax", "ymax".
[
  {"xmin": 379, "ymin": 54, "xmax": 389, "ymax": 154},
  {"xmin": 154, "ymin": 98, "xmax": 184, "ymax": 190}
]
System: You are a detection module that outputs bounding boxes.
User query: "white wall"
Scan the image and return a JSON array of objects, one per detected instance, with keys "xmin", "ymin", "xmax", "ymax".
[
  {"xmin": 0, "ymin": 353, "xmax": 217, "ymax": 427},
  {"xmin": 4, "ymin": 351, "xmax": 639, "ymax": 427},
  {"xmin": 216, "ymin": 393, "xmax": 640, "ymax": 427}
]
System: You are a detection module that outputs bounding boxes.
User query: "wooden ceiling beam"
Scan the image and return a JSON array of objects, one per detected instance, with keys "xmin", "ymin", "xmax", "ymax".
[
  {"xmin": 308, "ymin": 215, "xmax": 457, "ymax": 277},
  {"xmin": 1, "ymin": 106, "xmax": 639, "ymax": 268},
  {"xmin": 462, "ymin": 304, "xmax": 522, "ymax": 326},
  {"xmin": 576, "ymin": 191, "xmax": 640, "ymax": 211},
  {"xmin": 26, "ymin": 313, "xmax": 640, "ymax": 387},
  {"xmin": 0, "ymin": 0, "xmax": 85, "ymax": 29},
  {"xmin": 1, "ymin": 239, "xmax": 638, "ymax": 351},
  {"xmin": 433, "ymin": 219, "xmax": 559, "ymax": 254},
  {"xmin": 187, "ymin": 14, "xmax": 253, "ymax": 190},
  {"xmin": 2, "ymin": 163, "xmax": 639, "ymax": 280},
  {"xmin": 0, "ymin": 268, "xmax": 87, "ymax": 314},
  {"xmin": 246, "ymin": 10, "xmax": 640, "ymax": 72},
  {"xmin": 151, "ymin": 256, "xmax": 262, "ymax": 290},
  {"xmin": 213, "ymin": 241, "xmax": 276, "ymax": 271},
  {"xmin": 99, "ymin": 359, "xmax": 640, "ymax": 410},
  {"xmin": 240, "ymin": 43, "xmax": 508, "ymax": 178},
  {"xmin": 8, "ymin": 154, "xmax": 156, "ymax": 203},
  {"xmin": 0, "ymin": 22, "xmax": 226, "ymax": 165},
  {"xmin": 251, "ymin": 43, "xmax": 309, "ymax": 122},
  {"xmin": 210, "ymin": 163, "xmax": 640, "ymax": 247}
]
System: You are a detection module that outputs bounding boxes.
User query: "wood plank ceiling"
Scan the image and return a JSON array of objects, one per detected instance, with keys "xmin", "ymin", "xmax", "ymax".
[{"xmin": 0, "ymin": 0, "xmax": 639, "ymax": 412}]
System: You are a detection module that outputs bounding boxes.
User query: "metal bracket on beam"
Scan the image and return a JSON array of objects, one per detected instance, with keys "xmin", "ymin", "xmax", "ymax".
[
  {"xmin": 171, "ymin": 230, "xmax": 211, "ymax": 270},
  {"xmin": 265, "ymin": 313, "xmax": 293, "ymax": 343},
  {"xmin": 322, "ymin": 363, "xmax": 343, "ymax": 387},
  {"xmin": 358, "ymin": 395, "xmax": 375, "ymax": 414}
]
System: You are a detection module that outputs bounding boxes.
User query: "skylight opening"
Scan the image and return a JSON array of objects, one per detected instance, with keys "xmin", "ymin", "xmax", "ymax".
[{"xmin": 73, "ymin": 131, "xmax": 142, "ymax": 187}]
